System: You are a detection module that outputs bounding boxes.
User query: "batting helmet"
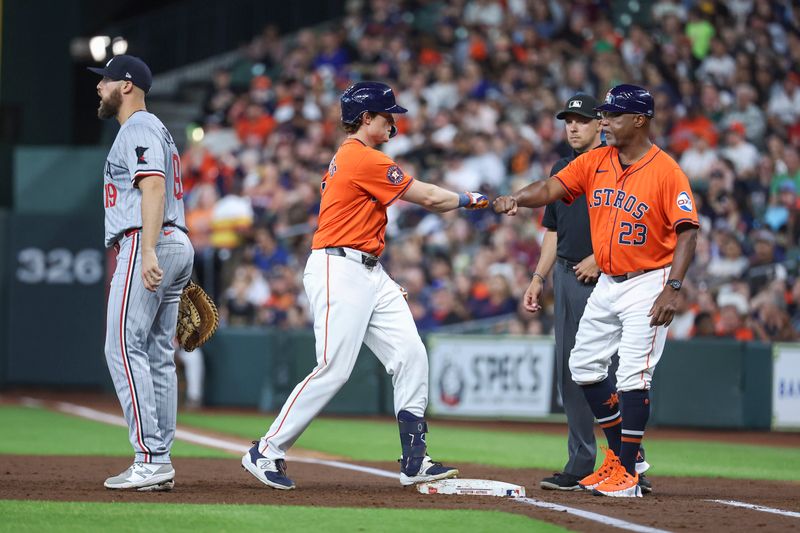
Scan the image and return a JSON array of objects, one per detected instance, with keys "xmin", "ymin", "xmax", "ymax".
[
  {"xmin": 340, "ymin": 81, "xmax": 408, "ymax": 138},
  {"xmin": 594, "ymin": 84, "xmax": 654, "ymax": 118}
]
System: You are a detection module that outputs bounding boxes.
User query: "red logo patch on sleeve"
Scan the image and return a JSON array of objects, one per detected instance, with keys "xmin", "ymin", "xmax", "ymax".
[{"xmin": 135, "ymin": 146, "xmax": 149, "ymax": 165}]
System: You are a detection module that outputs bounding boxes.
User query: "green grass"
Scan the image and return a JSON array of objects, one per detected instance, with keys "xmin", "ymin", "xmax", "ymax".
[
  {"xmin": 178, "ymin": 412, "xmax": 800, "ymax": 482},
  {"xmin": 0, "ymin": 406, "xmax": 231, "ymax": 458},
  {"xmin": 179, "ymin": 412, "xmax": 566, "ymax": 466},
  {"xmin": 2, "ymin": 405, "xmax": 798, "ymax": 482},
  {"xmin": 0, "ymin": 501, "xmax": 564, "ymax": 533}
]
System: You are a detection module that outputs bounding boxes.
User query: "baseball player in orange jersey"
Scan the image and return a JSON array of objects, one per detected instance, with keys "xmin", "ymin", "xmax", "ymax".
[
  {"xmin": 241, "ymin": 81, "xmax": 488, "ymax": 490},
  {"xmin": 495, "ymin": 84, "xmax": 699, "ymax": 497}
]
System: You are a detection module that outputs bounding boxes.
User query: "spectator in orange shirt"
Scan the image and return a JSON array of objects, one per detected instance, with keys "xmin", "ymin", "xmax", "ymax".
[
  {"xmin": 181, "ymin": 143, "xmax": 220, "ymax": 192},
  {"xmin": 186, "ymin": 184, "xmax": 217, "ymax": 252},
  {"xmin": 235, "ymin": 102, "xmax": 277, "ymax": 146},
  {"xmin": 669, "ymin": 104, "xmax": 718, "ymax": 155},
  {"xmin": 261, "ymin": 266, "xmax": 299, "ymax": 327},
  {"xmin": 187, "ymin": 184, "xmax": 222, "ymax": 299}
]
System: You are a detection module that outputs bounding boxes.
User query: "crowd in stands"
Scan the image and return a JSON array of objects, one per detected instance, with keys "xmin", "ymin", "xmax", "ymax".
[{"xmin": 178, "ymin": 0, "xmax": 800, "ymax": 342}]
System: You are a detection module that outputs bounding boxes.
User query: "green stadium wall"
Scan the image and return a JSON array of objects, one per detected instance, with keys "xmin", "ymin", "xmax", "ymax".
[
  {"xmin": 196, "ymin": 330, "xmax": 774, "ymax": 429},
  {"xmin": 13, "ymin": 146, "xmax": 106, "ymax": 215}
]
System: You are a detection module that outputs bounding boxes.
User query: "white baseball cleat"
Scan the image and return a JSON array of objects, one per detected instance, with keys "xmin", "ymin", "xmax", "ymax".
[{"xmin": 104, "ymin": 462, "xmax": 175, "ymax": 491}]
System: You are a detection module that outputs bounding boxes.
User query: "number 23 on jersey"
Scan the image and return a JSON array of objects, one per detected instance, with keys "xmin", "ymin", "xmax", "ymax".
[{"xmin": 618, "ymin": 221, "xmax": 647, "ymax": 246}]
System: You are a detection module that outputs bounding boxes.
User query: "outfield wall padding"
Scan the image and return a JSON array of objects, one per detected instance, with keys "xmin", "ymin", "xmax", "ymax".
[
  {"xmin": 651, "ymin": 339, "xmax": 772, "ymax": 429},
  {"xmin": 200, "ymin": 331, "xmax": 774, "ymax": 429},
  {"xmin": 0, "ymin": 209, "xmax": 9, "ymax": 385},
  {"xmin": 202, "ymin": 329, "xmax": 384, "ymax": 415}
]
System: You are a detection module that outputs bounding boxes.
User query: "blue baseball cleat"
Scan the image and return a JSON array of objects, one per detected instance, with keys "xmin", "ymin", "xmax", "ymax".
[
  {"xmin": 399, "ymin": 455, "xmax": 459, "ymax": 486},
  {"xmin": 241, "ymin": 441, "xmax": 295, "ymax": 490}
]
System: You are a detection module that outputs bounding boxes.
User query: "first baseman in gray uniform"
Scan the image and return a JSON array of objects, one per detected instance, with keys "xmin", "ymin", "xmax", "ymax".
[{"xmin": 89, "ymin": 55, "xmax": 193, "ymax": 491}]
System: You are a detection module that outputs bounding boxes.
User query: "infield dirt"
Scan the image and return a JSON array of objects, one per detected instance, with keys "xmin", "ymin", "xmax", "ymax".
[{"xmin": 2, "ymin": 454, "xmax": 799, "ymax": 532}]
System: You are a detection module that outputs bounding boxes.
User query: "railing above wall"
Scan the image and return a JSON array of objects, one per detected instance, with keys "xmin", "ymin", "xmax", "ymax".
[{"xmin": 100, "ymin": 0, "xmax": 346, "ymax": 75}]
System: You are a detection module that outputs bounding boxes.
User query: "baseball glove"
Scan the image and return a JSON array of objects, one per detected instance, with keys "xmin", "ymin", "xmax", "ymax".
[{"xmin": 177, "ymin": 281, "xmax": 219, "ymax": 352}]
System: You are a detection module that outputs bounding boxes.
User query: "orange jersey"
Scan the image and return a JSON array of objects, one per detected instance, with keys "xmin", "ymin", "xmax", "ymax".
[
  {"xmin": 312, "ymin": 139, "xmax": 414, "ymax": 256},
  {"xmin": 553, "ymin": 144, "xmax": 699, "ymax": 276}
]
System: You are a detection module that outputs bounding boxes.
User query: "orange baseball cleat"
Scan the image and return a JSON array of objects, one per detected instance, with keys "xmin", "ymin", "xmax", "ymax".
[
  {"xmin": 578, "ymin": 447, "xmax": 621, "ymax": 490},
  {"xmin": 593, "ymin": 463, "xmax": 643, "ymax": 498}
]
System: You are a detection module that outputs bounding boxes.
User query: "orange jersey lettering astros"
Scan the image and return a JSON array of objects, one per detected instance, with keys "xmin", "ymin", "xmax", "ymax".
[
  {"xmin": 553, "ymin": 145, "xmax": 699, "ymax": 275},
  {"xmin": 312, "ymin": 139, "xmax": 414, "ymax": 256}
]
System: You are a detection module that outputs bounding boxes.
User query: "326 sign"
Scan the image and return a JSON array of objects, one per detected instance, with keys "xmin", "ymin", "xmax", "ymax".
[{"xmin": 16, "ymin": 247, "xmax": 103, "ymax": 285}]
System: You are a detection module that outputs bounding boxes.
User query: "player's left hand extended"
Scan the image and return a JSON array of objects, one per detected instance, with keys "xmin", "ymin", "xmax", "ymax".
[
  {"xmin": 464, "ymin": 191, "xmax": 489, "ymax": 209},
  {"xmin": 141, "ymin": 249, "xmax": 163, "ymax": 292},
  {"xmin": 648, "ymin": 286, "xmax": 679, "ymax": 327},
  {"xmin": 574, "ymin": 255, "xmax": 600, "ymax": 283}
]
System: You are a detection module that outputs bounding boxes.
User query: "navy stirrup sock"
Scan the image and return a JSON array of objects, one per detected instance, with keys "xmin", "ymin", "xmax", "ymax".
[
  {"xmin": 619, "ymin": 390, "xmax": 650, "ymax": 475},
  {"xmin": 581, "ymin": 377, "xmax": 622, "ymax": 455}
]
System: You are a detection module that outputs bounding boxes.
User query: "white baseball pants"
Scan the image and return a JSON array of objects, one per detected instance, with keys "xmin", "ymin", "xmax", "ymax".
[
  {"xmin": 260, "ymin": 248, "xmax": 428, "ymax": 460},
  {"xmin": 569, "ymin": 266, "xmax": 669, "ymax": 392}
]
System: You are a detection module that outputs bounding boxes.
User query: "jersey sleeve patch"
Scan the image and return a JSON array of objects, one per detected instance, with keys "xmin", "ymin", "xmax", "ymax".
[
  {"xmin": 386, "ymin": 165, "xmax": 404, "ymax": 184},
  {"xmin": 676, "ymin": 191, "xmax": 693, "ymax": 212},
  {"xmin": 135, "ymin": 146, "xmax": 149, "ymax": 165}
]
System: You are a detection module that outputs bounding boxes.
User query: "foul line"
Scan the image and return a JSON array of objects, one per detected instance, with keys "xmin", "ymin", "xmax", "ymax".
[
  {"xmin": 513, "ymin": 498, "xmax": 671, "ymax": 533},
  {"xmin": 40, "ymin": 399, "xmax": 668, "ymax": 532},
  {"xmin": 708, "ymin": 500, "xmax": 800, "ymax": 519},
  {"xmin": 51, "ymin": 400, "xmax": 397, "ymax": 479}
]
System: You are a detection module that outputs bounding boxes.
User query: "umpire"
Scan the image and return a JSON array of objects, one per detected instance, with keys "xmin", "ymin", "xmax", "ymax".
[{"xmin": 526, "ymin": 94, "xmax": 604, "ymax": 490}]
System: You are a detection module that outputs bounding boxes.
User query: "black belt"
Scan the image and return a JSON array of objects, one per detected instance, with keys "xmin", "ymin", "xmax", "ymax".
[
  {"xmin": 556, "ymin": 256, "xmax": 598, "ymax": 284},
  {"xmin": 556, "ymin": 257, "xmax": 582, "ymax": 269},
  {"xmin": 609, "ymin": 265, "xmax": 668, "ymax": 283},
  {"xmin": 325, "ymin": 247, "xmax": 379, "ymax": 268}
]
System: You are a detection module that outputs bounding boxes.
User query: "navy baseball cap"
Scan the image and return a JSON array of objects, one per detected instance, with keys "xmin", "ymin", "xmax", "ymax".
[
  {"xmin": 341, "ymin": 81, "xmax": 407, "ymax": 138},
  {"xmin": 88, "ymin": 55, "xmax": 152, "ymax": 94},
  {"xmin": 556, "ymin": 94, "xmax": 600, "ymax": 120},
  {"xmin": 595, "ymin": 84, "xmax": 654, "ymax": 118}
]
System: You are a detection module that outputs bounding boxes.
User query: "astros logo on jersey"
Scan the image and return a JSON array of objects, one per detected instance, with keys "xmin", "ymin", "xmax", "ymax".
[
  {"xmin": 387, "ymin": 165, "xmax": 404, "ymax": 184},
  {"xmin": 590, "ymin": 188, "xmax": 650, "ymax": 220},
  {"xmin": 321, "ymin": 156, "xmax": 336, "ymax": 193},
  {"xmin": 603, "ymin": 393, "xmax": 620, "ymax": 409}
]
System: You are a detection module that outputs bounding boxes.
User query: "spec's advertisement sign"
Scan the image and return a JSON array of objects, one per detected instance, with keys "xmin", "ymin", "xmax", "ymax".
[
  {"xmin": 772, "ymin": 344, "xmax": 800, "ymax": 429},
  {"xmin": 428, "ymin": 335, "xmax": 555, "ymax": 419}
]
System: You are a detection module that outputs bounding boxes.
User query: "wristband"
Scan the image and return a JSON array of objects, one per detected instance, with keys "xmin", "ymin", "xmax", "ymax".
[
  {"xmin": 457, "ymin": 192, "xmax": 470, "ymax": 208},
  {"xmin": 532, "ymin": 272, "xmax": 546, "ymax": 285}
]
